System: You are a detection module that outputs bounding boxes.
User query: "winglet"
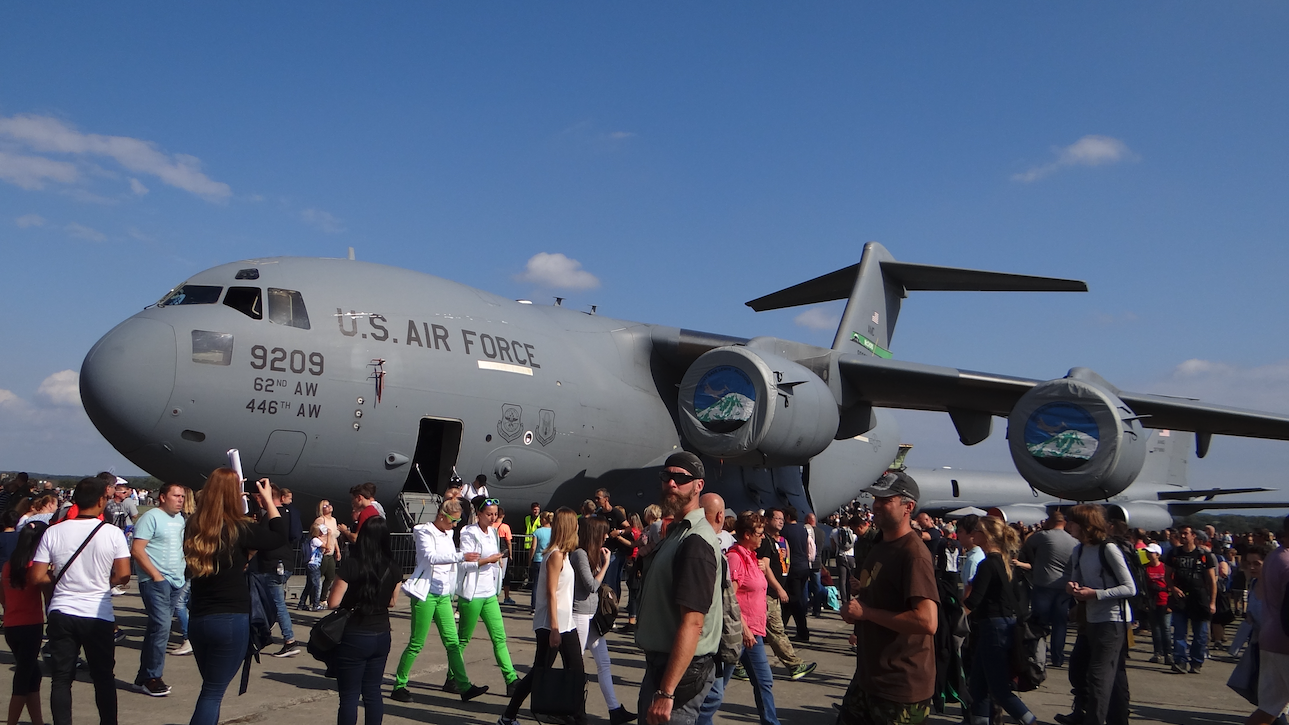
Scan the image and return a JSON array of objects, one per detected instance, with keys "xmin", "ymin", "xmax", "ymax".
[{"xmin": 745, "ymin": 242, "xmax": 1087, "ymax": 357}]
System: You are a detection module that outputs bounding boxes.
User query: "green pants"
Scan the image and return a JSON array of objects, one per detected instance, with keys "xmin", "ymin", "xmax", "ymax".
[
  {"xmin": 457, "ymin": 594, "xmax": 518, "ymax": 684},
  {"xmin": 395, "ymin": 593, "xmax": 470, "ymax": 689}
]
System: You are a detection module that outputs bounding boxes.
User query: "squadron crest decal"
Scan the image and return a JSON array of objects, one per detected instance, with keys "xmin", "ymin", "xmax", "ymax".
[
  {"xmin": 535, "ymin": 409, "xmax": 556, "ymax": 446},
  {"xmin": 498, "ymin": 404, "xmax": 523, "ymax": 443}
]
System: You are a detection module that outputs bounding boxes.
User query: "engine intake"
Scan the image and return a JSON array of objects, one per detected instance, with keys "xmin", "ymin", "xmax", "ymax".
[
  {"xmin": 678, "ymin": 346, "xmax": 839, "ymax": 467},
  {"xmin": 1006, "ymin": 368, "xmax": 1148, "ymax": 501}
]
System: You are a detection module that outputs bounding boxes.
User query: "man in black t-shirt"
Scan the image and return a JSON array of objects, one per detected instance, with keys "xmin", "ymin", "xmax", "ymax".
[
  {"xmin": 752, "ymin": 508, "xmax": 814, "ymax": 679},
  {"xmin": 594, "ymin": 487, "xmax": 630, "ymax": 600},
  {"xmin": 1164, "ymin": 525, "xmax": 1218, "ymax": 673}
]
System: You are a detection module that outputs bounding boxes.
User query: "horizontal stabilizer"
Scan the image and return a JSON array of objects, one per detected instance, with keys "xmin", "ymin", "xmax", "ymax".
[
  {"xmin": 745, "ymin": 259, "xmax": 1086, "ymax": 312},
  {"xmin": 1156, "ymin": 487, "xmax": 1272, "ymax": 501},
  {"xmin": 1169, "ymin": 501, "xmax": 1289, "ymax": 516}
]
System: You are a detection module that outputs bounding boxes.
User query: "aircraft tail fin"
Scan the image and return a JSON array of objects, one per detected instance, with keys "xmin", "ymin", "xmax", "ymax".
[
  {"xmin": 744, "ymin": 242, "xmax": 1087, "ymax": 357},
  {"xmin": 1137, "ymin": 429, "xmax": 1192, "ymax": 490}
]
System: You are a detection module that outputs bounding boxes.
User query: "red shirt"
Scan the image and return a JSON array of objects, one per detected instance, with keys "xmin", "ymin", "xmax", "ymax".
[
  {"xmin": 1, "ymin": 562, "xmax": 46, "ymax": 627},
  {"xmin": 355, "ymin": 504, "xmax": 379, "ymax": 532},
  {"xmin": 1146, "ymin": 562, "xmax": 1168, "ymax": 608}
]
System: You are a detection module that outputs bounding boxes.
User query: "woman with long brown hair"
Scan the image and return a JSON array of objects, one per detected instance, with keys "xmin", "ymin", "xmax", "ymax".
[
  {"xmin": 1063, "ymin": 504, "xmax": 1135, "ymax": 725},
  {"xmin": 963, "ymin": 516, "xmax": 1035, "ymax": 725},
  {"xmin": 184, "ymin": 471, "xmax": 286, "ymax": 725},
  {"xmin": 498, "ymin": 507, "xmax": 586, "ymax": 725},
  {"xmin": 571, "ymin": 516, "xmax": 634, "ymax": 724}
]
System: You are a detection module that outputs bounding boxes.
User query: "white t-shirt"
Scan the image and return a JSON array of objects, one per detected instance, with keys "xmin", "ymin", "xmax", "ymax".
[{"xmin": 34, "ymin": 519, "xmax": 130, "ymax": 621}]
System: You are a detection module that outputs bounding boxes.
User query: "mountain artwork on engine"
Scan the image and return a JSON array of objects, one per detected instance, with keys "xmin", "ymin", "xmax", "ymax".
[
  {"xmin": 1025, "ymin": 402, "xmax": 1101, "ymax": 470},
  {"xmin": 694, "ymin": 366, "xmax": 757, "ymax": 433}
]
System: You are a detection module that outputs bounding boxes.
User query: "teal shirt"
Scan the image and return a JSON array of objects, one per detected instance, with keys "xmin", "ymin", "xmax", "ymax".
[
  {"xmin": 135, "ymin": 508, "xmax": 187, "ymax": 587},
  {"xmin": 532, "ymin": 527, "xmax": 552, "ymax": 563}
]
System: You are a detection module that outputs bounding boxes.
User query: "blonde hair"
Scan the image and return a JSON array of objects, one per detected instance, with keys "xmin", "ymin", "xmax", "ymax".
[
  {"xmin": 183, "ymin": 469, "xmax": 250, "ymax": 578},
  {"xmin": 547, "ymin": 507, "xmax": 578, "ymax": 556},
  {"xmin": 643, "ymin": 504, "xmax": 662, "ymax": 525},
  {"xmin": 976, "ymin": 516, "xmax": 1020, "ymax": 579}
]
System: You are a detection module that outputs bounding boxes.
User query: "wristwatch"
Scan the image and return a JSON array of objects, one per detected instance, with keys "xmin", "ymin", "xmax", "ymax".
[{"xmin": 653, "ymin": 690, "xmax": 674, "ymax": 700}]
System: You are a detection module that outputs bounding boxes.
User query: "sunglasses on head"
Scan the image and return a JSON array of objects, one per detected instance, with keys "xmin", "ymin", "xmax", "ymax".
[
  {"xmin": 659, "ymin": 470, "xmax": 698, "ymax": 485},
  {"xmin": 478, "ymin": 498, "xmax": 501, "ymax": 510}
]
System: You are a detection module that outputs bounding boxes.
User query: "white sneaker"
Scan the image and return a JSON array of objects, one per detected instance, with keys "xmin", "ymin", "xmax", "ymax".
[
  {"xmin": 110, "ymin": 585, "xmax": 127, "ymax": 596},
  {"xmin": 169, "ymin": 640, "xmax": 193, "ymax": 656}
]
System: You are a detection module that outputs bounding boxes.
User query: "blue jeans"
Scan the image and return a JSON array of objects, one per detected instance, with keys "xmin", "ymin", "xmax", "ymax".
[
  {"xmin": 1171, "ymin": 611, "xmax": 1209, "ymax": 665},
  {"xmin": 1030, "ymin": 585, "xmax": 1072, "ymax": 666},
  {"xmin": 251, "ymin": 571, "xmax": 294, "ymax": 642},
  {"xmin": 301, "ymin": 565, "xmax": 322, "ymax": 609},
  {"xmin": 176, "ymin": 582, "xmax": 190, "ymax": 639},
  {"xmin": 189, "ymin": 613, "xmax": 249, "ymax": 725},
  {"xmin": 808, "ymin": 571, "xmax": 823, "ymax": 615},
  {"xmin": 137, "ymin": 578, "xmax": 183, "ymax": 681},
  {"xmin": 968, "ymin": 617, "xmax": 1033, "ymax": 724},
  {"xmin": 335, "ymin": 628, "xmax": 391, "ymax": 725},
  {"xmin": 1149, "ymin": 607, "xmax": 1169, "ymax": 657},
  {"xmin": 604, "ymin": 552, "xmax": 625, "ymax": 600},
  {"xmin": 696, "ymin": 637, "xmax": 779, "ymax": 725}
]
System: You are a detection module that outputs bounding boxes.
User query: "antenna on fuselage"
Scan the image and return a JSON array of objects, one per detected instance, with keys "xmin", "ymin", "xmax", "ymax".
[
  {"xmin": 554, "ymin": 297, "xmax": 564, "ymax": 306},
  {"xmin": 348, "ymin": 247, "xmax": 356, "ymax": 261}
]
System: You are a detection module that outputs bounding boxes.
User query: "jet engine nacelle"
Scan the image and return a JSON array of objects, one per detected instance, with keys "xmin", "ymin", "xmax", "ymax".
[
  {"xmin": 679, "ymin": 346, "xmax": 839, "ymax": 467},
  {"xmin": 1006, "ymin": 368, "xmax": 1149, "ymax": 501},
  {"xmin": 1103, "ymin": 502, "xmax": 1174, "ymax": 531},
  {"xmin": 985, "ymin": 504, "xmax": 1052, "ymax": 526}
]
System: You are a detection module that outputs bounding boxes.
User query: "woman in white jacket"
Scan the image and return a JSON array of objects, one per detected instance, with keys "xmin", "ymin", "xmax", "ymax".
[
  {"xmin": 389, "ymin": 499, "xmax": 488, "ymax": 704},
  {"xmin": 458, "ymin": 496, "xmax": 519, "ymax": 696}
]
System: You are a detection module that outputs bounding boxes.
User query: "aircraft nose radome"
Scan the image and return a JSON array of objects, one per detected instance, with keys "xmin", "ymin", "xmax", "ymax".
[{"xmin": 81, "ymin": 317, "xmax": 177, "ymax": 454}]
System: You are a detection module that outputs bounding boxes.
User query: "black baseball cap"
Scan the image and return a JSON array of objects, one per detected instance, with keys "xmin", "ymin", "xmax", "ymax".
[
  {"xmin": 664, "ymin": 451, "xmax": 705, "ymax": 480},
  {"xmin": 862, "ymin": 471, "xmax": 920, "ymax": 502}
]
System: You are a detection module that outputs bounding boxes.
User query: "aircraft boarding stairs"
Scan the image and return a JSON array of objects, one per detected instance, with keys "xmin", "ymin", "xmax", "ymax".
[{"xmin": 396, "ymin": 491, "xmax": 442, "ymax": 529}]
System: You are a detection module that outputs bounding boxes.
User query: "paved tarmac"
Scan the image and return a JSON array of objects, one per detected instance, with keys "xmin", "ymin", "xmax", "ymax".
[{"xmin": 4, "ymin": 589, "xmax": 1254, "ymax": 725}]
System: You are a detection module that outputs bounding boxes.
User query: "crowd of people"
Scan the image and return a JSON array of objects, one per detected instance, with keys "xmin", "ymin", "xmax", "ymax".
[{"xmin": 0, "ymin": 465, "xmax": 1286, "ymax": 725}]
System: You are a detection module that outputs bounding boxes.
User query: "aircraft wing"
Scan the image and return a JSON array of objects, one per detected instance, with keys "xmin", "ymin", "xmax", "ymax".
[
  {"xmin": 836, "ymin": 354, "xmax": 1289, "ymax": 441},
  {"xmin": 1169, "ymin": 501, "xmax": 1289, "ymax": 516}
]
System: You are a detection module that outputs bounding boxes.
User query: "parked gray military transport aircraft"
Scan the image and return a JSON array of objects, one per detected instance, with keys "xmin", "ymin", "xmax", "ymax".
[{"xmin": 79, "ymin": 242, "xmax": 1289, "ymax": 522}]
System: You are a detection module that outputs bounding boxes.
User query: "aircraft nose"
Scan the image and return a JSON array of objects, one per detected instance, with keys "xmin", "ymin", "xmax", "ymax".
[{"xmin": 81, "ymin": 317, "xmax": 177, "ymax": 454}]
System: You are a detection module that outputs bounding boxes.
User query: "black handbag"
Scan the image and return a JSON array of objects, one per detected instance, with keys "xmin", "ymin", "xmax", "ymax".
[
  {"xmin": 531, "ymin": 665, "xmax": 586, "ymax": 723},
  {"xmin": 307, "ymin": 609, "xmax": 352, "ymax": 661},
  {"xmin": 592, "ymin": 584, "xmax": 619, "ymax": 637}
]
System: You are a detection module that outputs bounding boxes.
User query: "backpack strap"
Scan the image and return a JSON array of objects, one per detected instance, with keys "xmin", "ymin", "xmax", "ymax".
[{"xmin": 50, "ymin": 520, "xmax": 110, "ymax": 592}]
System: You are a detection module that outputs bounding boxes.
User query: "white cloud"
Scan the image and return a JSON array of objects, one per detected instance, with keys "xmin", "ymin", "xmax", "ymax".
[
  {"xmin": 65, "ymin": 222, "xmax": 106, "ymax": 242},
  {"xmin": 300, "ymin": 208, "xmax": 346, "ymax": 234},
  {"xmin": 0, "ymin": 113, "xmax": 231, "ymax": 201},
  {"xmin": 1148, "ymin": 358, "xmax": 1289, "ymax": 414},
  {"xmin": 1013, "ymin": 135, "xmax": 1134, "ymax": 183},
  {"xmin": 15, "ymin": 214, "xmax": 45, "ymax": 228},
  {"xmin": 604, "ymin": 131, "xmax": 636, "ymax": 140},
  {"xmin": 516, "ymin": 252, "xmax": 601, "ymax": 290},
  {"xmin": 794, "ymin": 307, "xmax": 839, "ymax": 331},
  {"xmin": 36, "ymin": 370, "xmax": 80, "ymax": 407},
  {"xmin": 129, "ymin": 178, "xmax": 149, "ymax": 196},
  {"xmin": 0, "ymin": 150, "xmax": 79, "ymax": 189},
  {"xmin": 0, "ymin": 382, "xmax": 142, "ymax": 475}
]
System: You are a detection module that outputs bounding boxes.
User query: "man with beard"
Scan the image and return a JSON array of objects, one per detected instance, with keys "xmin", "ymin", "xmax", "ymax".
[
  {"xmin": 635, "ymin": 452, "xmax": 722, "ymax": 725},
  {"xmin": 839, "ymin": 472, "xmax": 939, "ymax": 725}
]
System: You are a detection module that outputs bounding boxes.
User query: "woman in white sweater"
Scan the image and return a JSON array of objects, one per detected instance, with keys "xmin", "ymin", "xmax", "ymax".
[{"xmin": 458, "ymin": 497, "xmax": 519, "ymax": 695}]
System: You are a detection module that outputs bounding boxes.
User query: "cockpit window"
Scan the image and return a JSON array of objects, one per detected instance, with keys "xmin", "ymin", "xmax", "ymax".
[
  {"xmin": 160, "ymin": 285, "xmax": 222, "ymax": 306},
  {"xmin": 223, "ymin": 287, "xmax": 262, "ymax": 320},
  {"xmin": 267, "ymin": 289, "xmax": 311, "ymax": 330},
  {"xmin": 191, "ymin": 330, "xmax": 234, "ymax": 365}
]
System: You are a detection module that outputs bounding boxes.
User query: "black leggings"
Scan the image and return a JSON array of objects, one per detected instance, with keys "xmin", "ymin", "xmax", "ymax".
[
  {"xmin": 503, "ymin": 628, "xmax": 585, "ymax": 723},
  {"xmin": 4, "ymin": 624, "xmax": 42, "ymax": 696}
]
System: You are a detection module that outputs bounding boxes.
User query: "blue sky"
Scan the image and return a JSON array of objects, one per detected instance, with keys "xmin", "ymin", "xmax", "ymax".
[{"xmin": 2, "ymin": 4, "xmax": 1288, "ymax": 501}]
